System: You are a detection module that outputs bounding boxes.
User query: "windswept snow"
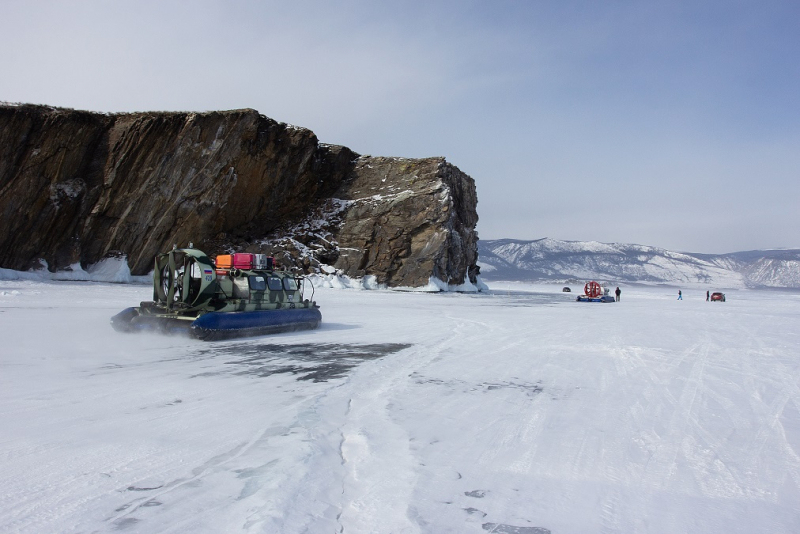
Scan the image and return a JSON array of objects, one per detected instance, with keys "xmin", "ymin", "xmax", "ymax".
[{"xmin": 1, "ymin": 280, "xmax": 800, "ymax": 533}]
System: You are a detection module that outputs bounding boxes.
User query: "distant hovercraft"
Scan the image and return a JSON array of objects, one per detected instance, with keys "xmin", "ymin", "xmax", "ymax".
[
  {"xmin": 576, "ymin": 281, "xmax": 616, "ymax": 303},
  {"xmin": 111, "ymin": 246, "xmax": 321, "ymax": 340}
]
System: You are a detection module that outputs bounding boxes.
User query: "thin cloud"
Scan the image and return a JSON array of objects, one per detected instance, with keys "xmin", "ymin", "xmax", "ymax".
[{"xmin": 1, "ymin": 0, "xmax": 798, "ymax": 253}]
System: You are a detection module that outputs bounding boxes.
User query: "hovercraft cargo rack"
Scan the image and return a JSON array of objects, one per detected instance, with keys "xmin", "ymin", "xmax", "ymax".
[{"xmin": 111, "ymin": 246, "xmax": 321, "ymax": 340}]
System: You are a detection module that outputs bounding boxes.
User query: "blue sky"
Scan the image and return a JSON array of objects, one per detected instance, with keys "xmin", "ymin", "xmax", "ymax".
[{"xmin": 2, "ymin": 0, "xmax": 798, "ymax": 253}]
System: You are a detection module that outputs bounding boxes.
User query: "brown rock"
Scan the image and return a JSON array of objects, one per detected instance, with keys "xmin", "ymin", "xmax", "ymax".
[
  {"xmin": 0, "ymin": 104, "xmax": 479, "ymax": 288},
  {"xmin": 331, "ymin": 156, "xmax": 478, "ymax": 287}
]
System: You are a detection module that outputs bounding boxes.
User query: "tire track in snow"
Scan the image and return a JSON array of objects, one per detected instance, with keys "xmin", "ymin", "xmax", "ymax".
[
  {"xmin": 738, "ymin": 318, "xmax": 800, "ymax": 498},
  {"xmin": 1, "ymin": 430, "xmax": 199, "ymax": 533},
  {"xmin": 639, "ymin": 341, "xmax": 711, "ymax": 491},
  {"xmin": 335, "ymin": 311, "xmax": 514, "ymax": 533},
  {"xmin": 101, "ymin": 385, "xmax": 320, "ymax": 531},
  {"xmin": 105, "ymin": 430, "xmax": 271, "ymax": 527},
  {"xmin": 335, "ymin": 349, "xmax": 431, "ymax": 532},
  {"xmin": 635, "ymin": 311, "xmax": 800, "ymax": 502},
  {"xmin": 454, "ymin": 310, "xmax": 551, "ymax": 473}
]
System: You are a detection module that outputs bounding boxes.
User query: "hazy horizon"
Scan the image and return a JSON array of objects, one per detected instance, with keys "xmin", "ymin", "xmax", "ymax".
[{"xmin": 476, "ymin": 235, "xmax": 799, "ymax": 256}]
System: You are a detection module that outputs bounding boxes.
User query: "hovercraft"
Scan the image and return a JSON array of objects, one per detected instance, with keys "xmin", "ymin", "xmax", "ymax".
[
  {"xmin": 576, "ymin": 281, "xmax": 616, "ymax": 303},
  {"xmin": 111, "ymin": 246, "xmax": 321, "ymax": 340}
]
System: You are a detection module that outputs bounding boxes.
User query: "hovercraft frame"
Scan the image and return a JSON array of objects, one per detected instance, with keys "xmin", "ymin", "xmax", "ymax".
[
  {"xmin": 111, "ymin": 247, "xmax": 321, "ymax": 340},
  {"xmin": 576, "ymin": 280, "xmax": 616, "ymax": 303}
]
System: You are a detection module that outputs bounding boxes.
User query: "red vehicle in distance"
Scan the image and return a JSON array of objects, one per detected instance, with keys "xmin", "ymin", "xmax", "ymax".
[{"xmin": 710, "ymin": 292, "xmax": 726, "ymax": 302}]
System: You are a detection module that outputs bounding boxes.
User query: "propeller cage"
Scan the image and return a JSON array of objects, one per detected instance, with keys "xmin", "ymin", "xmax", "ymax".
[{"xmin": 153, "ymin": 249, "xmax": 217, "ymax": 310}]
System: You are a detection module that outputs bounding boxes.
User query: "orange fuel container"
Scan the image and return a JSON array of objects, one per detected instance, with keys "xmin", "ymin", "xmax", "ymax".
[{"xmin": 215, "ymin": 254, "xmax": 233, "ymax": 275}]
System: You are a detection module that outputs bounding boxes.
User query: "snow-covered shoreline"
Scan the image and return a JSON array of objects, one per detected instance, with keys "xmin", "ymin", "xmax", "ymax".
[
  {"xmin": 1, "ymin": 258, "xmax": 490, "ymax": 293},
  {"xmin": 0, "ymin": 257, "xmax": 151, "ymax": 284}
]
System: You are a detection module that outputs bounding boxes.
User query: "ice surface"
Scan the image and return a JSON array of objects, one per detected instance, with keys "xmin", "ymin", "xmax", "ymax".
[{"xmin": 2, "ymin": 279, "xmax": 800, "ymax": 533}]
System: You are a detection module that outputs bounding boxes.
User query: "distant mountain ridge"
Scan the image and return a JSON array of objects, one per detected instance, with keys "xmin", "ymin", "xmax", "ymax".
[{"xmin": 477, "ymin": 238, "xmax": 800, "ymax": 289}]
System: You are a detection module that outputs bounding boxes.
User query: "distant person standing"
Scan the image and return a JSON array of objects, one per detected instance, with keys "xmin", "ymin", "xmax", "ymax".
[
  {"xmin": 615, "ymin": 286, "xmax": 621, "ymax": 302},
  {"xmin": 706, "ymin": 290, "xmax": 710, "ymax": 301},
  {"xmin": 678, "ymin": 290, "xmax": 683, "ymax": 300}
]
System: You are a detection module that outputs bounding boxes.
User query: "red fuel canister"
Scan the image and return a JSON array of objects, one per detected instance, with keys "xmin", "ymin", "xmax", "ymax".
[{"xmin": 233, "ymin": 253, "xmax": 255, "ymax": 270}]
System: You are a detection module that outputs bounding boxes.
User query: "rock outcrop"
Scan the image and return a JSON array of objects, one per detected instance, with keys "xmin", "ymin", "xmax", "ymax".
[{"xmin": 0, "ymin": 104, "xmax": 479, "ymax": 288}]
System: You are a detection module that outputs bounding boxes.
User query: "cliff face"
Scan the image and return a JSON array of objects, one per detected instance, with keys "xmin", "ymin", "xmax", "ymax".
[
  {"xmin": 0, "ymin": 104, "xmax": 479, "ymax": 287},
  {"xmin": 332, "ymin": 157, "xmax": 479, "ymax": 287}
]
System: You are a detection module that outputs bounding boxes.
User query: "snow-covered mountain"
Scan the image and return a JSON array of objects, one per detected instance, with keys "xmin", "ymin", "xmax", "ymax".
[{"xmin": 477, "ymin": 238, "xmax": 800, "ymax": 288}]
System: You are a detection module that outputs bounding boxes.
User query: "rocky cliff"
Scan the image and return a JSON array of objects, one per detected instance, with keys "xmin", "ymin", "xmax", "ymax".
[{"xmin": 0, "ymin": 104, "xmax": 479, "ymax": 288}]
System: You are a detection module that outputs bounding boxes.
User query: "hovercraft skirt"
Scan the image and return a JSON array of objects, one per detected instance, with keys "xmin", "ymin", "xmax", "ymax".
[
  {"xmin": 576, "ymin": 295, "xmax": 616, "ymax": 303},
  {"xmin": 191, "ymin": 307, "xmax": 322, "ymax": 341},
  {"xmin": 111, "ymin": 306, "xmax": 322, "ymax": 340}
]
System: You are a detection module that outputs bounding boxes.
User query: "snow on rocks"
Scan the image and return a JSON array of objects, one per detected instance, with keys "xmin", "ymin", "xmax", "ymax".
[{"xmin": 0, "ymin": 256, "xmax": 151, "ymax": 284}]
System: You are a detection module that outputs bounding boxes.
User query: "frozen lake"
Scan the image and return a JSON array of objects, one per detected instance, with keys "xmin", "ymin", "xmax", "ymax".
[{"xmin": 2, "ymin": 280, "xmax": 800, "ymax": 533}]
